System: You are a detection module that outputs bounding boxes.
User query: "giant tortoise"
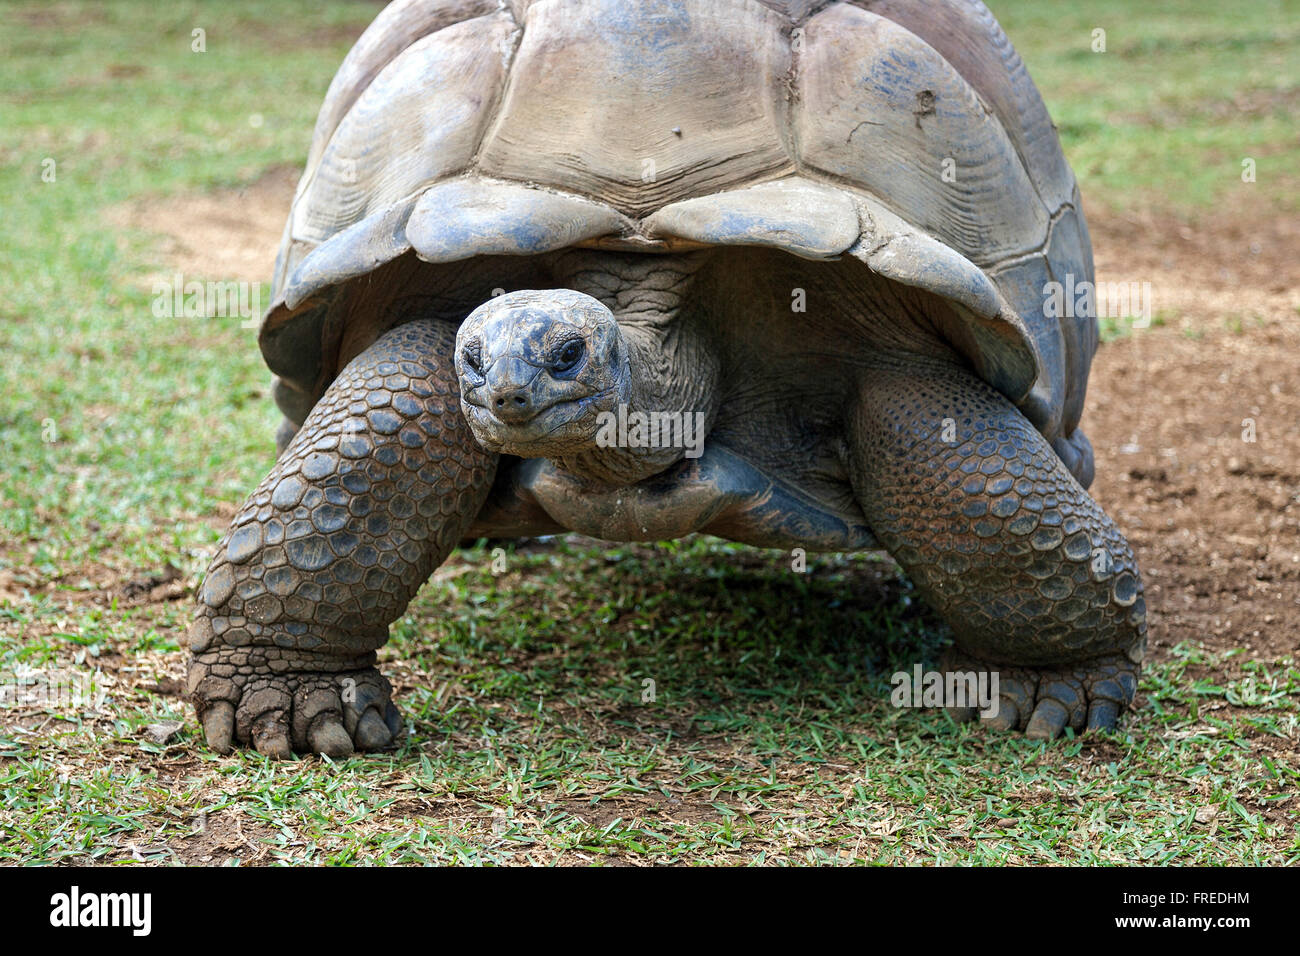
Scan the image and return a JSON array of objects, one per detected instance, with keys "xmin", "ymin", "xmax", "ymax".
[{"xmin": 186, "ymin": 0, "xmax": 1147, "ymax": 757}]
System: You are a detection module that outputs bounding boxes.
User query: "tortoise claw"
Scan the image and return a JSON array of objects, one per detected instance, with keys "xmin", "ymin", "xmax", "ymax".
[
  {"xmin": 189, "ymin": 648, "xmax": 401, "ymax": 759},
  {"xmin": 942, "ymin": 649, "xmax": 1139, "ymax": 739}
]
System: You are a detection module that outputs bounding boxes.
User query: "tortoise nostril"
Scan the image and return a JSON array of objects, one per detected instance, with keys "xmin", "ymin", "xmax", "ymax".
[{"xmin": 490, "ymin": 388, "xmax": 535, "ymax": 422}]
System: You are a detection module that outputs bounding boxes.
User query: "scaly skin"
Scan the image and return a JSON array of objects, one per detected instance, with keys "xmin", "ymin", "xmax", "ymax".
[
  {"xmin": 187, "ymin": 320, "xmax": 497, "ymax": 757},
  {"xmin": 848, "ymin": 359, "xmax": 1147, "ymax": 739},
  {"xmin": 940, "ymin": 648, "xmax": 1139, "ymax": 737}
]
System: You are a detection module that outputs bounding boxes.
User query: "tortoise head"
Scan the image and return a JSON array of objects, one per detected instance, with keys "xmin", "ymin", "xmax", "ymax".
[{"xmin": 454, "ymin": 290, "xmax": 630, "ymax": 458}]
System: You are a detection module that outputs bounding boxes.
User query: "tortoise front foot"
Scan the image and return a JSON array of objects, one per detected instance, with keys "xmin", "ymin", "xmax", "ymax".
[
  {"xmin": 941, "ymin": 648, "xmax": 1138, "ymax": 740},
  {"xmin": 188, "ymin": 645, "xmax": 403, "ymax": 758},
  {"xmin": 848, "ymin": 362, "xmax": 1147, "ymax": 740},
  {"xmin": 185, "ymin": 318, "xmax": 497, "ymax": 759}
]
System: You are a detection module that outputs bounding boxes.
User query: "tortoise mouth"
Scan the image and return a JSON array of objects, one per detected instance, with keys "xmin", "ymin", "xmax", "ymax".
[{"xmin": 463, "ymin": 387, "xmax": 618, "ymax": 455}]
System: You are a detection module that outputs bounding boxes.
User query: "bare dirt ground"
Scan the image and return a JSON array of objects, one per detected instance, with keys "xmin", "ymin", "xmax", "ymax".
[
  {"xmin": 1087, "ymin": 204, "xmax": 1299, "ymax": 665},
  {"xmin": 114, "ymin": 175, "xmax": 1300, "ymax": 671},
  {"xmin": 105, "ymin": 165, "xmax": 300, "ymax": 285}
]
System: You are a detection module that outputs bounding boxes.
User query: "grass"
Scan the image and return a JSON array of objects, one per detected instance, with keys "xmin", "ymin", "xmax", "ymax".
[
  {"xmin": 5, "ymin": 538, "xmax": 1297, "ymax": 864},
  {"xmin": 0, "ymin": 0, "xmax": 1297, "ymax": 865},
  {"xmin": 1098, "ymin": 313, "xmax": 1169, "ymax": 343},
  {"xmin": 997, "ymin": 0, "xmax": 1300, "ymax": 214}
]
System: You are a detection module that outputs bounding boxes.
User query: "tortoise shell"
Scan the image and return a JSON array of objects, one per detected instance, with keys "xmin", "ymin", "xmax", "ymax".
[{"xmin": 262, "ymin": 0, "xmax": 1097, "ymax": 472}]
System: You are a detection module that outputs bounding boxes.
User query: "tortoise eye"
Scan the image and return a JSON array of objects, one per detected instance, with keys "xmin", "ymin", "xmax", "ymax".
[
  {"xmin": 554, "ymin": 340, "xmax": 584, "ymax": 372},
  {"xmin": 462, "ymin": 345, "xmax": 483, "ymax": 375}
]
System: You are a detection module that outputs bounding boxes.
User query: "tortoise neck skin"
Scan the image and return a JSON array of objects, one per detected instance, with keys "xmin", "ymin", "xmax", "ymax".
[
  {"xmin": 454, "ymin": 252, "xmax": 719, "ymax": 487},
  {"xmin": 552, "ymin": 316, "xmax": 720, "ymax": 485}
]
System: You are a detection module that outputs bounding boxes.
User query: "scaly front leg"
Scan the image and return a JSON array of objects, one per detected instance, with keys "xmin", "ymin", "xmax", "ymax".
[
  {"xmin": 187, "ymin": 320, "xmax": 497, "ymax": 757},
  {"xmin": 846, "ymin": 359, "xmax": 1146, "ymax": 739}
]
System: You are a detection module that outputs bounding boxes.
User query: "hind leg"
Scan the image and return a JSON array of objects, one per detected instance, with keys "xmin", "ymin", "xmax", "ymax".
[
  {"xmin": 847, "ymin": 360, "xmax": 1146, "ymax": 739},
  {"xmin": 187, "ymin": 319, "xmax": 496, "ymax": 757}
]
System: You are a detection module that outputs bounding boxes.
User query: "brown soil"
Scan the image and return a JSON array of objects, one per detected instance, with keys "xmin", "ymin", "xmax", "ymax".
[
  {"xmin": 1086, "ymin": 204, "xmax": 1300, "ymax": 664},
  {"xmin": 107, "ymin": 175, "xmax": 1300, "ymax": 669},
  {"xmin": 105, "ymin": 165, "xmax": 299, "ymax": 285}
]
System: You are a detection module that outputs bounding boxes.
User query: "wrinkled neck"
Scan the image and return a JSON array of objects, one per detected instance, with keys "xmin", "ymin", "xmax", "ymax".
[
  {"xmin": 548, "ymin": 252, "xmax": 719, "ymax": 485},
  {"xmin": 551, "ymin": 326, "xmax": 714, "ymax": 484}
]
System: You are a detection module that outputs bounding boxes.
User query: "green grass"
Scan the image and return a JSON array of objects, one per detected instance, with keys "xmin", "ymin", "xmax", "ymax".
[
  {"xmin": 1097, "ymin": 312, "xmax": 1169, "ymax": 343},
  {"xmin": 4, "ymin": 538, "xmax": 1297, "ymax": 864},
  {"xmin": 997, "ymin": 0, "xmax": 1300, "ymax": 214},
  {"xmin": 0, "ymin": 0, "xmax": 1297, "ymax": 865}
]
